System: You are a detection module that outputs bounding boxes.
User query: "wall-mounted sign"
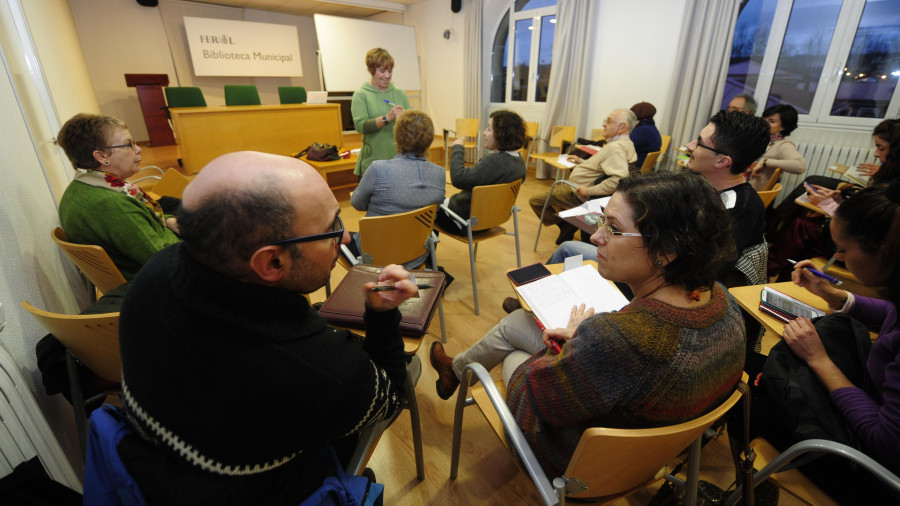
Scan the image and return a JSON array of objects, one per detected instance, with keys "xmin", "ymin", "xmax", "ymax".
[{"xmin": 183, "ymin": 17, "xmax": 302, "ymax": 77}]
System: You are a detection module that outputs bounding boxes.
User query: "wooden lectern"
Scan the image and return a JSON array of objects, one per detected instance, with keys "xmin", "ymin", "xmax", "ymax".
[{"xmin": 125, "ymin": 74, "xmax": 175, "ymax": 146}]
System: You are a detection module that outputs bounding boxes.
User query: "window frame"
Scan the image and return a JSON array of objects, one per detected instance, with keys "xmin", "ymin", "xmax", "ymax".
[
  {"xmin": 735, "ymin": 0, "xmax": 900, "ymax": 129},
  {"xmin": 494, "ymin": 3, "xmax": 557, "ymax": 105}
]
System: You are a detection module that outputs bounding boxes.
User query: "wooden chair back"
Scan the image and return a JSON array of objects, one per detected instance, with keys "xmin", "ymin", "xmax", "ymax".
[
  {"xmin": 469, "ymin": 180, "xmax": 522, "ymax": 232},
  {"xmin": 522, "ymin": 121, "xmax": 539, "ymax": 162},
  {"xmin": 564, "ymin": 386, "xmax": 742, "ymax": 497},
  {"xmin": 640, "ymin": 151, "xmax": 661, "ymax": 173},
  {"xmin": 762, "ymin": 167, "xmax": 783, "ymax": 191},
  {"xmin": 359, "ymin": 204, "xmax": 438, "ymax": 265},
  {"xmin": 590, "ymin": 128, "xmax": 604, "ymax": 142},
  {"xmin": 21, "ymin": 301, "xmax": 121, "ymax": 383},
  {"xmin": 757, "ymin": 183, "xmax": 782, "ymax": 208},
  {"xmin": 456, "ymin": 118, "xmax": 480, "ymax": 140},
  {"xmin": 659, "ymin": 134, "xmax": 672, "ymax": 157},
  {"xmin": 549, "ymin": 125, "xmax": 576, "ymax": 150},
  {"xmin": 51, "ymin": 228, "xmax": 126, "ymax": 294},
  {"xmin": 149, "ymin": 168, "xmax": 191, "ymax": 199}
]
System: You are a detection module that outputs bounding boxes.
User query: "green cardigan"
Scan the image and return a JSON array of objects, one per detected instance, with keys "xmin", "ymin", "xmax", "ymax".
[
  {"xmin": 58, "ymin": 181, "xmax": 180, "ymax": 280},
  {"xmin": 351, "ymin": 81, "xmax": 410, "ymax": 177}
]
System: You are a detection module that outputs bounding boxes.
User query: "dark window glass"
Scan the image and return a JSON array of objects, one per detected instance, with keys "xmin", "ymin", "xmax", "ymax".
[
  {"xmin": 511, "ymin": 18, "xmax": 533, "ymax": 102},
  {"xmin": 722, "ymin": 0, "xmax": 778, "ymax": 109},
  {"xmin": 766, "ymin": 0, "xmax": 842, "ymax": 112},
  {"xmin": 535, "ymin": 15, "xmax": 555, "ymax": 102},
  {"xmin": 490, "ymin": 11, "xmax": 510, "ymax": 103},
  {"xmin": 830, "ymin": 0, "xmax": 900, "ymax": 118}
]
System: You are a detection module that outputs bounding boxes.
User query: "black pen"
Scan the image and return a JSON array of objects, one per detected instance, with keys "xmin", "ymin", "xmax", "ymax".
[{"xmin": 369, "ymin": 284, "xmax": 434, "ymax": 292}]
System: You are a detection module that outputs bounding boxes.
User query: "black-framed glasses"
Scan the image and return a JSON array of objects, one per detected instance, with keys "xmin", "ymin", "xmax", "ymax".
[
  {"xmin": 104, "ymin": 140, "xmax": 139, "ymax": 151},
  {"xmin": 271, "ymin": 215, "xmax": 345, "ymax": 246},
  {"xmin": 694, "ymin": 136, "xmax": 730, "ymax": 157},
  {"xmin": 598, "ymin": 207, "xmax": 642, "ymax": 238}
]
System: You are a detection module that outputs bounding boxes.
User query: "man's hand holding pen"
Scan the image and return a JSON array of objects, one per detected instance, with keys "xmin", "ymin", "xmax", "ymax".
[{"xmin": 364, "ymin": 264, "xmax": 419, "ymax": 311}]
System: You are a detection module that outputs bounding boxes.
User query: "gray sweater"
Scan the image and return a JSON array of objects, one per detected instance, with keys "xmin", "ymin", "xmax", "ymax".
[
  {"xmin": 447, "ymin": 146, "xmax": 526, "ymax": 219},
  {"xmin": 351, "ymin": 153, "xmax": 446, "ymax": 217}
]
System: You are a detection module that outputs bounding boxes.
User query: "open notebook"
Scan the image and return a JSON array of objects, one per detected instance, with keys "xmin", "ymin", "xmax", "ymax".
[{"xmin": 514, "ymin": 264, "xmax": 629, "ymax": 329}]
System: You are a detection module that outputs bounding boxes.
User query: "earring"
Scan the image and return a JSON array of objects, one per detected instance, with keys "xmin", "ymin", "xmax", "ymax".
[
  {"xmin": 655, "ymin": 258, "xmax": 663, "ymax": 266},
  {"xmin": 104, "ymin": 160, "xmax": 110, "ymax": 165}
]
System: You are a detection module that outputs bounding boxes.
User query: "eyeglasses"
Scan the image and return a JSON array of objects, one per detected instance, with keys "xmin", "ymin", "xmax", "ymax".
[
  {"xmin": 598, "ymin": 207, "xmax": 642, "ymax": 238},
  {"xmin": 602, "ymin": 117, "xmax": 623, "ymax": 126},
  {"xmin": 271, "ymin": 215, "xmax": 345, "ymax": 246},
  {"xmin": 693, "ymin": 136, "xmax": 731, "ymax": 158},
  {"xmin": 104, "ymin": 140, "xmax": 140, "ymax": 151}
]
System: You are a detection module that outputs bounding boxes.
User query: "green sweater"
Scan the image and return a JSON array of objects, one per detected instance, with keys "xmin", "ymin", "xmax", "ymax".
[
  {"xmin": 58, "ymin": 181, "xmax": 180, "ymax": 280},
  {"xmin": 351, "ymin": 82, "xmax": 410, "ymax": 177}
]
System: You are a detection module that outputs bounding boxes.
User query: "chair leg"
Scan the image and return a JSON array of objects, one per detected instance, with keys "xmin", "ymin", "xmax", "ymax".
[
  {"xmin": 428, "ymin": 236, "xmax": 447, "ymax": 343},
  {"xmin": 406, "ymin": 370, "xmax": 426, "ymax": 480},
  {"xmin": 685, "ymin": 436, "xmax": 702, "ymax": 506},
  {"xmin": 325, "ymin": 279, "xmax": 332, "ymax": 298},
  {"xmin": 450, "ymin": 369, "xmax": 474, "ymax": 480},
  {"xmin": 467, "ymin": 231, "xmax": 479, "ymax": 315},
  {"xmin": 512, "ymin": 206, "xmax": 522, "ymax": 267},
  {"xmin": 534, "ymin": 193, "xmax": 554, "ymax": 251},
  {"xmin": 66, "ymin": 353, "xmax": 87, "ymax": 461}
]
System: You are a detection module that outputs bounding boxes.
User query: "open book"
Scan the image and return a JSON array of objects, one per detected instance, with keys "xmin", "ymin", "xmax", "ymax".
[{"xmin": 514, "ymin": 264, "xmax": 629, "ymax": 329}]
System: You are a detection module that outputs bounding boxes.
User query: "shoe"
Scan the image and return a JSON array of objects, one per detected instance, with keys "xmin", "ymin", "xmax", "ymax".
[
  {"xmin": 312, "ymin": 301, "xmax": 324, "ymax": 312},
  {"xmin": 429, "ymin": 341, "xmax": 460, "ymax": 400},
  {"xmin": 555, "ymin": 222, "xmax": 577, "ymax": 245},
  {"xmin": 502, "ymin": 297, "xmax": 522, "ymax": 314}
]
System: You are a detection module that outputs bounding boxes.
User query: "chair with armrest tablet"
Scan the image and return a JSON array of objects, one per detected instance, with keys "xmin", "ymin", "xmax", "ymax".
[
  {"xmin": 145, "ymin": 168, "xmax": 191, "ymax": 201},
  {"xmin": 533, "ymin": 179, "xmax": 579, "ymax": 251},
  {"xmin": 724, "ymin": 438, "xmax": 900, "ymax": 506},
  {"xmin": 762, "ymin": 167, "xmax": 783, "ymax": 191},
  {"xmin": 277, "ymin": 86, "xmax": 307, "ymax": 104},
  {"xmin": 21, "ymin": 301, "xmax": 121, "ymax": 461},
  {"xmin": 444, "ymin": 118, "xmax": 479, "ymax": 166},
  {"xmin": 531, "ymin": 126, "xmax": 577, "ymax": 182},
  {"xmin": 126, "ymin": 166, "xmax": 165, "ymax": 190},
  {"xmin": 523, "ymin": 121, "xmax": 539, "ymax": 168},
  {"xmin": 224, "ymin": 84, "xmax": 261, "ymax": 106},
  {"xmin": 451, "ymin": 362, "xmax": 745, "ymax": 505},
  {"xmin": 640, "ymin": 151, "xmax": 662, "ymax": 174},
  {"xmin": 51, "ymin": 228, "xmax": 127, "ymax": 297},
  {"xmin": 659, "ymin": 134, "xmax": 672, "ymax": 158},
  {"xmin": 434, "ymin": 181, "xmax": 522, "ymax": 315}
]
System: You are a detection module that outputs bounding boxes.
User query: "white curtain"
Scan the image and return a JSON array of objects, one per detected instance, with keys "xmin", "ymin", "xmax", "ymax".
[
  {"xmin": 535, "ymin": 0, "xmax": 596, "ymax": 179},
  {"xmin": 463, "ymin": 0, "xmax": 482, "ymax": 120},
  {"xmin": 658, "ymin": 0, "xmax": 740, "ymax": 171}
]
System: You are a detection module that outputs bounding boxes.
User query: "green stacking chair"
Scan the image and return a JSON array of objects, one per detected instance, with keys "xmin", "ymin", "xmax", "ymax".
[
  {"xmin": 278, "ymin": 86, "xmax": 307, "ymax": 104},
  {"xmin": 224, "ymin": 84, "xmax": 261, "ymax": 106},
  {"xmin": 163, "ymin": 87, "xmax": 206, "ymax": 109}
]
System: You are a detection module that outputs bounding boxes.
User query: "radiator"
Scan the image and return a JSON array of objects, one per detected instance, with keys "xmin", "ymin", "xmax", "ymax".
[
  {"xmin": 775, "ymin": 142, "xmax": 875, "ymax": 206},
  {"xmin": 0, "ymin": 346, "xmax": 80, "ymax": 491}
]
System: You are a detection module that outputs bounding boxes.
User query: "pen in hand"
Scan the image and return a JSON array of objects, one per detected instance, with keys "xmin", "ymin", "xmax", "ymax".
[
  {"xmin": 787, "ymin": 259, "xmax": 843, "ymax": 286},
  {"xmin": 369, "ymin": 283, "xmax": 433, "ymax": 292},
  {"xmin": 383, "ymin": 99, "xmax": 398, "ymax": 106}
]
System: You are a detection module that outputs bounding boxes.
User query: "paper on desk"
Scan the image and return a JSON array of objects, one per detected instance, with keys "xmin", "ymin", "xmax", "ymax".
[
  {"xmin": 558, "ymin": 196, "xmax": 611, "ymax": 218},
  {"xmin": 795, "ymin": 194, "xmax": 838, "ymax": 217},
  {"xmin": 556, "ymin": 155, "xmax": 576, "ymax": 168},
  {"xmin": 515, "ymin": 265, "xmax": 629, "ymax": 330}
]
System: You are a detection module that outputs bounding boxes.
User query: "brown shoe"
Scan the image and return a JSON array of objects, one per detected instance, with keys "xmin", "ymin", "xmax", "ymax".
[
  {"xmin": 555, "ymin": 222, "xmax": 577, "ymax": 245},
  {"xmin": 502, "ymin": 297, "xmax": 522, "ymax": 314},
  {"xmin": 429, "ymin": 341, "xmax": 460, "ymax": 400}
]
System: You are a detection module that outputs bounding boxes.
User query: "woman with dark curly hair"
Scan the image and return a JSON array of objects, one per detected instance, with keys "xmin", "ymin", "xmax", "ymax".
[
  {"xmin": 748, "ymin": 103, "xmax": 806, "ymax": 190},
  {"xmin": 56, "ymin": 113, "xmax": 180, "ymax": 280},
  {"xmin": 430, "ymin": 171, "xmax": 746, "ymax": 476},
  {"xmin": 435, "ymin": 109, "xmax": 527, "ymax": 233}
]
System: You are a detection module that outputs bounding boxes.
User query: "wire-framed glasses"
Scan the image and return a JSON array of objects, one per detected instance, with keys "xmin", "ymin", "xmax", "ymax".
[
  {"xmin": 271, "ymin": 215, "xmax": 344, "ymax": 246},
  {"xmin": 598, "ymin": 207, "xmax": 642, "ymax": 238},
  {"xmin": 103, "ymin": 139, "xmax": 139, "ymax": 151}
]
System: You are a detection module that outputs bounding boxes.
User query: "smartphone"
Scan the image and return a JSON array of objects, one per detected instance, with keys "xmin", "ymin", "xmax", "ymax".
[
  {"xmin": 759, "ymin": 286, "xmax": 824, "ymax": 321},
  {"xmin": 803, "ymin": 182, "xmax": 819, "ymax": 195},
  {"xmin": 507, "ymin": 263, "xmax": 552, "ymax": 286}
]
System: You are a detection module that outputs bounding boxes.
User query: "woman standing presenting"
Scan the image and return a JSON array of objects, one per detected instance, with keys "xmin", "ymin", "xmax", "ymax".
[{"xmin": 351, "ymin": 48, "xmax": 410, "ymax": 178}]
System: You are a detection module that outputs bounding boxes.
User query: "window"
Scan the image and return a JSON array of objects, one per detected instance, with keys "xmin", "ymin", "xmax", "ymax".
[
  {"xmin": 490, "ymin": 0, "xmax": 558, "ymax": 104},
  {"xmin": 723, "ymin": 0, "xmax": 900, "ymax": 127}
]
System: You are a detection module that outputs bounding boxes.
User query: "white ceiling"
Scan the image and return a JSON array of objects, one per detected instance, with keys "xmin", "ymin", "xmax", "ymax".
[{"xmin": 187, "ymin": 0, "xmax": 422, "ymax": 18}]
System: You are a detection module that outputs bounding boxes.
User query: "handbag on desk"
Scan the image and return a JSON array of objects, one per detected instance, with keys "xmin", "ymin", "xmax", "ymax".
[
  {"xmin": 296, "ymin": 142, "xmax": 341, "ymax": 161},
  {"xmin": 318, "ymin": 265, "xmax": 446, "ymax": 337}
]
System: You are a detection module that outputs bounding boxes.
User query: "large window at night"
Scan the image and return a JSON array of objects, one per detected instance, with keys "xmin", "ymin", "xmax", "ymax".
[{"xmin": 490, "ymin": 0, "xmax": 557, "ymax": 104}]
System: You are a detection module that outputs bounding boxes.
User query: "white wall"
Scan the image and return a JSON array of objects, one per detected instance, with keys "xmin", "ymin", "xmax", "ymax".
[{"xmin": 585, "ymin": 0, "xmax": 686, "ymax": 132}]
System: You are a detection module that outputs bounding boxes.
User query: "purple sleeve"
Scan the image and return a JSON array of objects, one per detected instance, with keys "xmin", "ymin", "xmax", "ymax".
[{"xmin": 849, "ymin": 296, "xmax": 893, "ymax": 330}]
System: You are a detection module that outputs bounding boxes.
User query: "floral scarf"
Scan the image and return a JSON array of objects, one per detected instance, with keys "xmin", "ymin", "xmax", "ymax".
[
  {"xmin": 74, "ymin": 169, "xmax": 166, "ymax": 226},
  {"xmin": 768, "ymin": 133, "xmax": 784, "ymax": 147}
]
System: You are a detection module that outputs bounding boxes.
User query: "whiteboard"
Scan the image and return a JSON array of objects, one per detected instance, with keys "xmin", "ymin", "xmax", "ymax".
[{"xmin": 314, "ymin": 14, "xmax": 421, "ymax": 92}]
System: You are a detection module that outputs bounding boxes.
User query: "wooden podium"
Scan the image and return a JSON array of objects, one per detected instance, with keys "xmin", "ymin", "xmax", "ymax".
[{"xmin": 125, "ymin": 73, "xmax": 175, "ymax": 146}]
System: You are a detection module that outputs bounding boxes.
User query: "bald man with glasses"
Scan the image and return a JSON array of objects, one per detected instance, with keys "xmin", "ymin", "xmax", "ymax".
[{"xmin": 112, "ymin": 151, "xmax": 416, "ymax": 504}]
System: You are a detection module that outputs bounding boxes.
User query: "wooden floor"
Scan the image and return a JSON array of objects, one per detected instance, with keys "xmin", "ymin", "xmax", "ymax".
[{"xmin": 140, "ymin": 143, "xmax": 807, "ymax": 505}]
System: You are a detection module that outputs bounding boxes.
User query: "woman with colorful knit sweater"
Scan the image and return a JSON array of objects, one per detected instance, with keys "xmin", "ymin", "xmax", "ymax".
[
  {"xmin": 430, "ymin": 171, "xmax": 746, "ymax": 476},
  {"xmin": 56, "ymin": 114, "xmax": 180, "ymax": 280},
  {"xmin": 434, "ymin": 109, "xmax": 527, "ymax": 234}
]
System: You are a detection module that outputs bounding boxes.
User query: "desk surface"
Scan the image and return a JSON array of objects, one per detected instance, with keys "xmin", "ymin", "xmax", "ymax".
[{"xmin": 729, "ymin": 282, "xmax": 828, "ymax": 338}]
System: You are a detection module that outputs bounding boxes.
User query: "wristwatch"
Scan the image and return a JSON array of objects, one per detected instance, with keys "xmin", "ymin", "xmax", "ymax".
[{"xmin": 382, "ymin": 115, "xmax": 389, "ymax": 123}]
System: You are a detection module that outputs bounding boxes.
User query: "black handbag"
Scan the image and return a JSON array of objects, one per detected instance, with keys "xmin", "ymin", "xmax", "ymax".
[{"xmin": 296, "ymin": 142, "xmax": 341, "ymax": 161}]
